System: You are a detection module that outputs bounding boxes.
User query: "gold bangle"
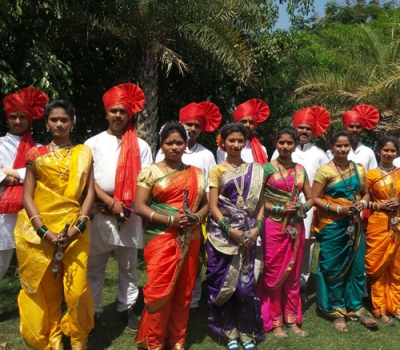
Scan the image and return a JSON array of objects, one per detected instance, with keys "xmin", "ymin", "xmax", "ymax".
[
  {"xmin": 29, "ymin": 214, "xmax": 42, "ymax": 222},
  {"xmin": 150, "ymin": 211, "xmax": 155, "ymax": 222},
  {"xmin": 74, "ymin": 225, "xmax": 82, "ymax": 234},
  {"xmin": 78, "ymin": 215, "xmax": 90, "ymax": 222},
  {"xmin": 108, "ymin": 200, "xmax": 115, "ymax": 210},
  {"xmin": 170, "ymin": 215, "xmax": 175, "ymax": 227}
]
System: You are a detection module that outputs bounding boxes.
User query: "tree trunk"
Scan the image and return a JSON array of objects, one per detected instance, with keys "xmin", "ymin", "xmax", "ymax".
[{"xmin": 135, "ymin": 49, "xmax": 159, "ymax": 157}]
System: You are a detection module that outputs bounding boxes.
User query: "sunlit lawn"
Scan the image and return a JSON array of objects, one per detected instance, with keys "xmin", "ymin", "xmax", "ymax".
[{"xmin": 1, "ymin": 245, "xmax": 399, "ymax": 349}]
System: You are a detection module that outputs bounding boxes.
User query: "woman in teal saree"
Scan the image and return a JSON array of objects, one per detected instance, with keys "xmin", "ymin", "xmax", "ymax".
[{"xmin": 312, "ymin": 130, "xmax": 377, "ymax": 332}]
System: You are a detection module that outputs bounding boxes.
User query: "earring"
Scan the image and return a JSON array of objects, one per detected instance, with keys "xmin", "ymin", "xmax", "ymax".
[{"xmin": 46, "ymin": 128, "xmax": 49, "ymax": 132}]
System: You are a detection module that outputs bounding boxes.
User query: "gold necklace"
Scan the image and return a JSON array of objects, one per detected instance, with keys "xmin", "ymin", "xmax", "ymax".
[
  {"xmin": 333, "ymin": 159, "xmax": 349, "ymax": 167},
  {"xmin": 163, "ymin": 159, "xmax": 184, "ymax": 170},
  {"xmin": 277, "ymin": 161, "xmax": 295, "ymax": 193},
  {"xmin": 227, "ymin": 163, "xmax": 245, "ymax": 206},
  {"xmin": 48, "ymin": 144, "xmax": 72, "ymax": 178},
  {"xmin": 277, "ymin": 157, "xmax": 293, "ymax": 165},
  {"xmin": 163, "ymin": 161, "xmax": 188, "ymax": 190}
]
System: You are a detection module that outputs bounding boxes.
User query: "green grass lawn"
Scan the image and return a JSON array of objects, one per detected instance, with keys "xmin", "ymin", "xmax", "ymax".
[{"xmin": 1, "ymin": 246, "xmax": 399, "ymax": 349}]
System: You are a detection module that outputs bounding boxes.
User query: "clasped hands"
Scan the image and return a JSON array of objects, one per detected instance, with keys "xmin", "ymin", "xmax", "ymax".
[{"xmin": 230, "ymin": 227, "xmax": 258, "ymax": 247}]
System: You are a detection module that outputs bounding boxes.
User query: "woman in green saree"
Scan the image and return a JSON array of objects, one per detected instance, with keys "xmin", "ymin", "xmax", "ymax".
[{"xmin": 312, "ymin": 129, "xmax": 377, "ymax": 332}]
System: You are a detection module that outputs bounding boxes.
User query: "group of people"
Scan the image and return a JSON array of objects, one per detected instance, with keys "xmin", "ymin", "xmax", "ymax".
[{"xmin": 1, "ymin": 85, "xmax": 400, "ymax": 350}]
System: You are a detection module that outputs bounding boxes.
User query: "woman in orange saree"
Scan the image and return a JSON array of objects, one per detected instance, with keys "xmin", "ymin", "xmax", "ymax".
[
  {"xmin": 366, "ymin": 135, "xmax": 400, "ymax": 325},
  {"xmin": 135, "ymin": 121, "xmax": 208, "ymax": 350},
  {"xmin": 14, "ymin": 100, "xmax": 95, "ymax": 350}
]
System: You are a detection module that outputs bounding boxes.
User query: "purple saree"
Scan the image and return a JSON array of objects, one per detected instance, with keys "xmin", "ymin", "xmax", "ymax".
[{"xmin": 206, "ymin": 162, "xmax": 264, "ymax": 342}]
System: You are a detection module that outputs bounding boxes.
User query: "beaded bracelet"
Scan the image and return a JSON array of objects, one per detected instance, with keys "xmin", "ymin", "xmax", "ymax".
[{"xmin": 36, "ymin": 225, "xmax": 49, "ymax": 238}]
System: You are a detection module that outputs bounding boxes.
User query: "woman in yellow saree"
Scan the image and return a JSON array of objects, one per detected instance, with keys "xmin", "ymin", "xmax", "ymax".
[
  {"xmin": 366, "ymin": 136, "xmax": 400, "ymax": 325},
  {"xmin": 14, "ymin": 100, "xmax": 95, "ymax": 350},
  {"xmin": 135, "ymin": 121, "xmax": 208, "ymax": 350}
]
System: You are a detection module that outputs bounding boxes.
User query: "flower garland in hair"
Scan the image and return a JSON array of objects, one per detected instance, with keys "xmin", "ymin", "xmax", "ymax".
[{"xmin": 216, "ymin": 134, "xmax": 225, "ymax": 151}]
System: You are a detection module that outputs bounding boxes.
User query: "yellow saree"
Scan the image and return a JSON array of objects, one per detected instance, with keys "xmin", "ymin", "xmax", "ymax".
[{"xmin": 14, "ymin": 144, "xmax": 94, "ymax": 350}]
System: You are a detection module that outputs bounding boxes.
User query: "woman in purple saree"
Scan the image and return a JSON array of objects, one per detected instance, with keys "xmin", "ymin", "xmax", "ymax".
[{"xmin": 206, "ymin": 123, "xmax": 264, "ymax": 350}]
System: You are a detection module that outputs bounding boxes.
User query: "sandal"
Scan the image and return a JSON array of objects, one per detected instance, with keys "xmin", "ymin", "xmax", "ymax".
[
  {"xmin": 273, "ymin": 331, "xmax": 288, "ymax": 339},
  {"xmin": 333, "ymin": 317, "xmax": 348, "ymax": 332},
  {"xmin": 243, "ymin": 342, "xmax": 258, "ymax": 350},
  {"xmin": 357, "ymin": 315, "xmax": 378, "ymax": 328},
  {"xmin": 227, "ymin": 339, "xmax": 239, "ymax": 350},
  {"xmin": 380, "ymin": 315, "xmax": 394, "ymax": 326},
  {"xmin": 286, "ymin": 323, "xmax": 309, "ymax": 338}
]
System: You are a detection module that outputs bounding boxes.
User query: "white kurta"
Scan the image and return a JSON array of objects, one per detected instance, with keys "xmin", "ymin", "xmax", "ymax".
[
  {"xmin": 326, "ymin": 141, "xmax": 377, "ymax": 171},
  {"xmin": 0, "ymin": 133, "xmax": 28, "ymax": 250},
  {"xmin": 393, "ymin": 157, "xmax": 400, "ymax": 167},
  {"xmin": 155, "ymin": 142, "xmax": 215, "ymax": 191},
  {"xmin": 216, "ymin": 140, "xmax": 267, "ymax": 164},
  {"xmin": 272, "ymin": 143, "xmax": 329, "ymax": 239},
  {"xmin": 85, "ymin": 131, "xmax": 153, "ymax": 253}
]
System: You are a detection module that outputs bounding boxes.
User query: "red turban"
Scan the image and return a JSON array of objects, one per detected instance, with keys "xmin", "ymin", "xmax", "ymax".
[
  {"xmin": 232, "ymin": 99, "xmax": 270, "ymax": 164},
  {"xmin": 342, "ymin": 104, "xmax": 380, "ymax": 130},
  {"xmin": 0, "ymin": 87, "xmax": 47, "ymax": 214},
  {"xmin": 293, "ymin": 106, "xmax": 330, "ymax": 136},
  {"xmin": 3, "ymin": 87, "xmax": 48, "ymax": 124},
  {"xmin": 102, "ymin": 83, "xmax": 145, "ymax": 119},
  {"xmin": 179, "ymin": 101, "xmax": 222, "ymax": 132},
  {"xmin": 233, "ymin": 99, "xmax": 270, "ymax": 128}
]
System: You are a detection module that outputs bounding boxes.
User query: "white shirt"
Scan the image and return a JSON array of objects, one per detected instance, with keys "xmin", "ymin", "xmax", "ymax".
[
  {"xmin": 326, "ymin": 141, "xmax": 377, "ymax": 171},
  {"xmin": 85, "ymin": 131, "xmax": 153, "ymax": 251},
  {"xmin": 272, "ymin": 143, "xmax": 329, "ymax": 239},
  {"xmin": 394, "ymin": 157, "xmax": 400, "ymax": 168},
  {"xmin": 216, "ymin": 140, "xmax": 267, "ymax": 164},
  {"xmin": 0, "ymin": 133, "xmax": 29, "ymax": 250},
  {"xmin": 155, "ymin": 143, "xmax": 215, "ymax": 191}
]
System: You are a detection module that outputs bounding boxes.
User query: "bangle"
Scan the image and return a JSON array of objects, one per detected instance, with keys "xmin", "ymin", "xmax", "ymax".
[
  {"xmin": 167, "ymin": 215, "xmax": 171, "ymax": 226},
  {"xmin": 36, "ymin": 225, "xmax": 49, "ymax": 238},
  {"xmin": 325, "ymin": 203, "xmax": 331, "ymax": 213},
  {"xmin": 304, "ymin": 204, "xmax": 310, "ymax": 212},
  {"xmin": 108, "ymin": 200, "xmax": 115, "ymax": 210},
  {"xmin": 42, "ymin": 230, "xmax": 49, "ymax": 239},
  {"xmin": 78, "ymin": 215, "xmax": 90, "ymax": 222},
  {"xmin": 75, "ymin": 220, "xmax": 87, "ymax": 234},
  {"xmin": 360, "ymin": 200, "xmax": 368, "ymax": 209},
  {"xmin": 337, "ymin": 205, "xmax": 342, "ymax": 215},
  {"xmin": 29, "ymin": 214, "xmax": 42, "ymax": 222},
  {"xmin": 170, "ymin": 215, "xmax": 175, "ymax": 227},
  {"xmin": 149, "ymin": 211, "xmax": 155, "ymax": 222},
  {"xmin": 74, "ymin": 225, "xmax": 83, "ymax": 234}
]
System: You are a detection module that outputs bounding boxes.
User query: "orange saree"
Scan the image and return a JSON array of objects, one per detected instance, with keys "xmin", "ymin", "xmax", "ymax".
[
  {"xmin": 135, "ymin": 164, "xmax": 205, "ymax": 350},
  {"xmin": 366, "ymin": 168, "xmax": 400, "ymax": 318}
]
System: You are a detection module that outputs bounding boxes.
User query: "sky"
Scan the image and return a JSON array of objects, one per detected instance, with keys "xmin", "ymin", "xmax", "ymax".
[{"xmin": 275, "ymin": 0, "xmax": 330, "ymax": 29}]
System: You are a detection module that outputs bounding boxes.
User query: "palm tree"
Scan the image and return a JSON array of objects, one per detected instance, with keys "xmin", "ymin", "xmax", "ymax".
[{"xmin": 295, "ymin": 17, "xmax": 400, "ymax": 135}]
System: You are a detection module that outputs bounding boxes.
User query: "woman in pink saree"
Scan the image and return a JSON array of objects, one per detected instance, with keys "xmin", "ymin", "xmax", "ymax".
[{"xmin": 259, "ymin": 127, "xmax": 313, "ymax": 338}]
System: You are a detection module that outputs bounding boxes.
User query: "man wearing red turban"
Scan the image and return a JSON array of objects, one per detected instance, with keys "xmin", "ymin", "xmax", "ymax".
[
  {"xmin": 155, "ymin": 101, "xmax": 222, "ymax": 310},
  {"xmin": 271, "ymin": 106, "xmax": 330, "ymax": 301},
  {"xmin": 327, "ymin": 104, "xmax": 379, "ymax": 171},
  {"xmin": 0, "ymin": 87, "xmax": 48, "ymax": 285},
  {"xmin": 217, "ymin": 99, "xmax": 269, "ymax": 165},
  {"xmin": 85, "ymin": 83, "xmax": 153, "ymax": 332}
]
